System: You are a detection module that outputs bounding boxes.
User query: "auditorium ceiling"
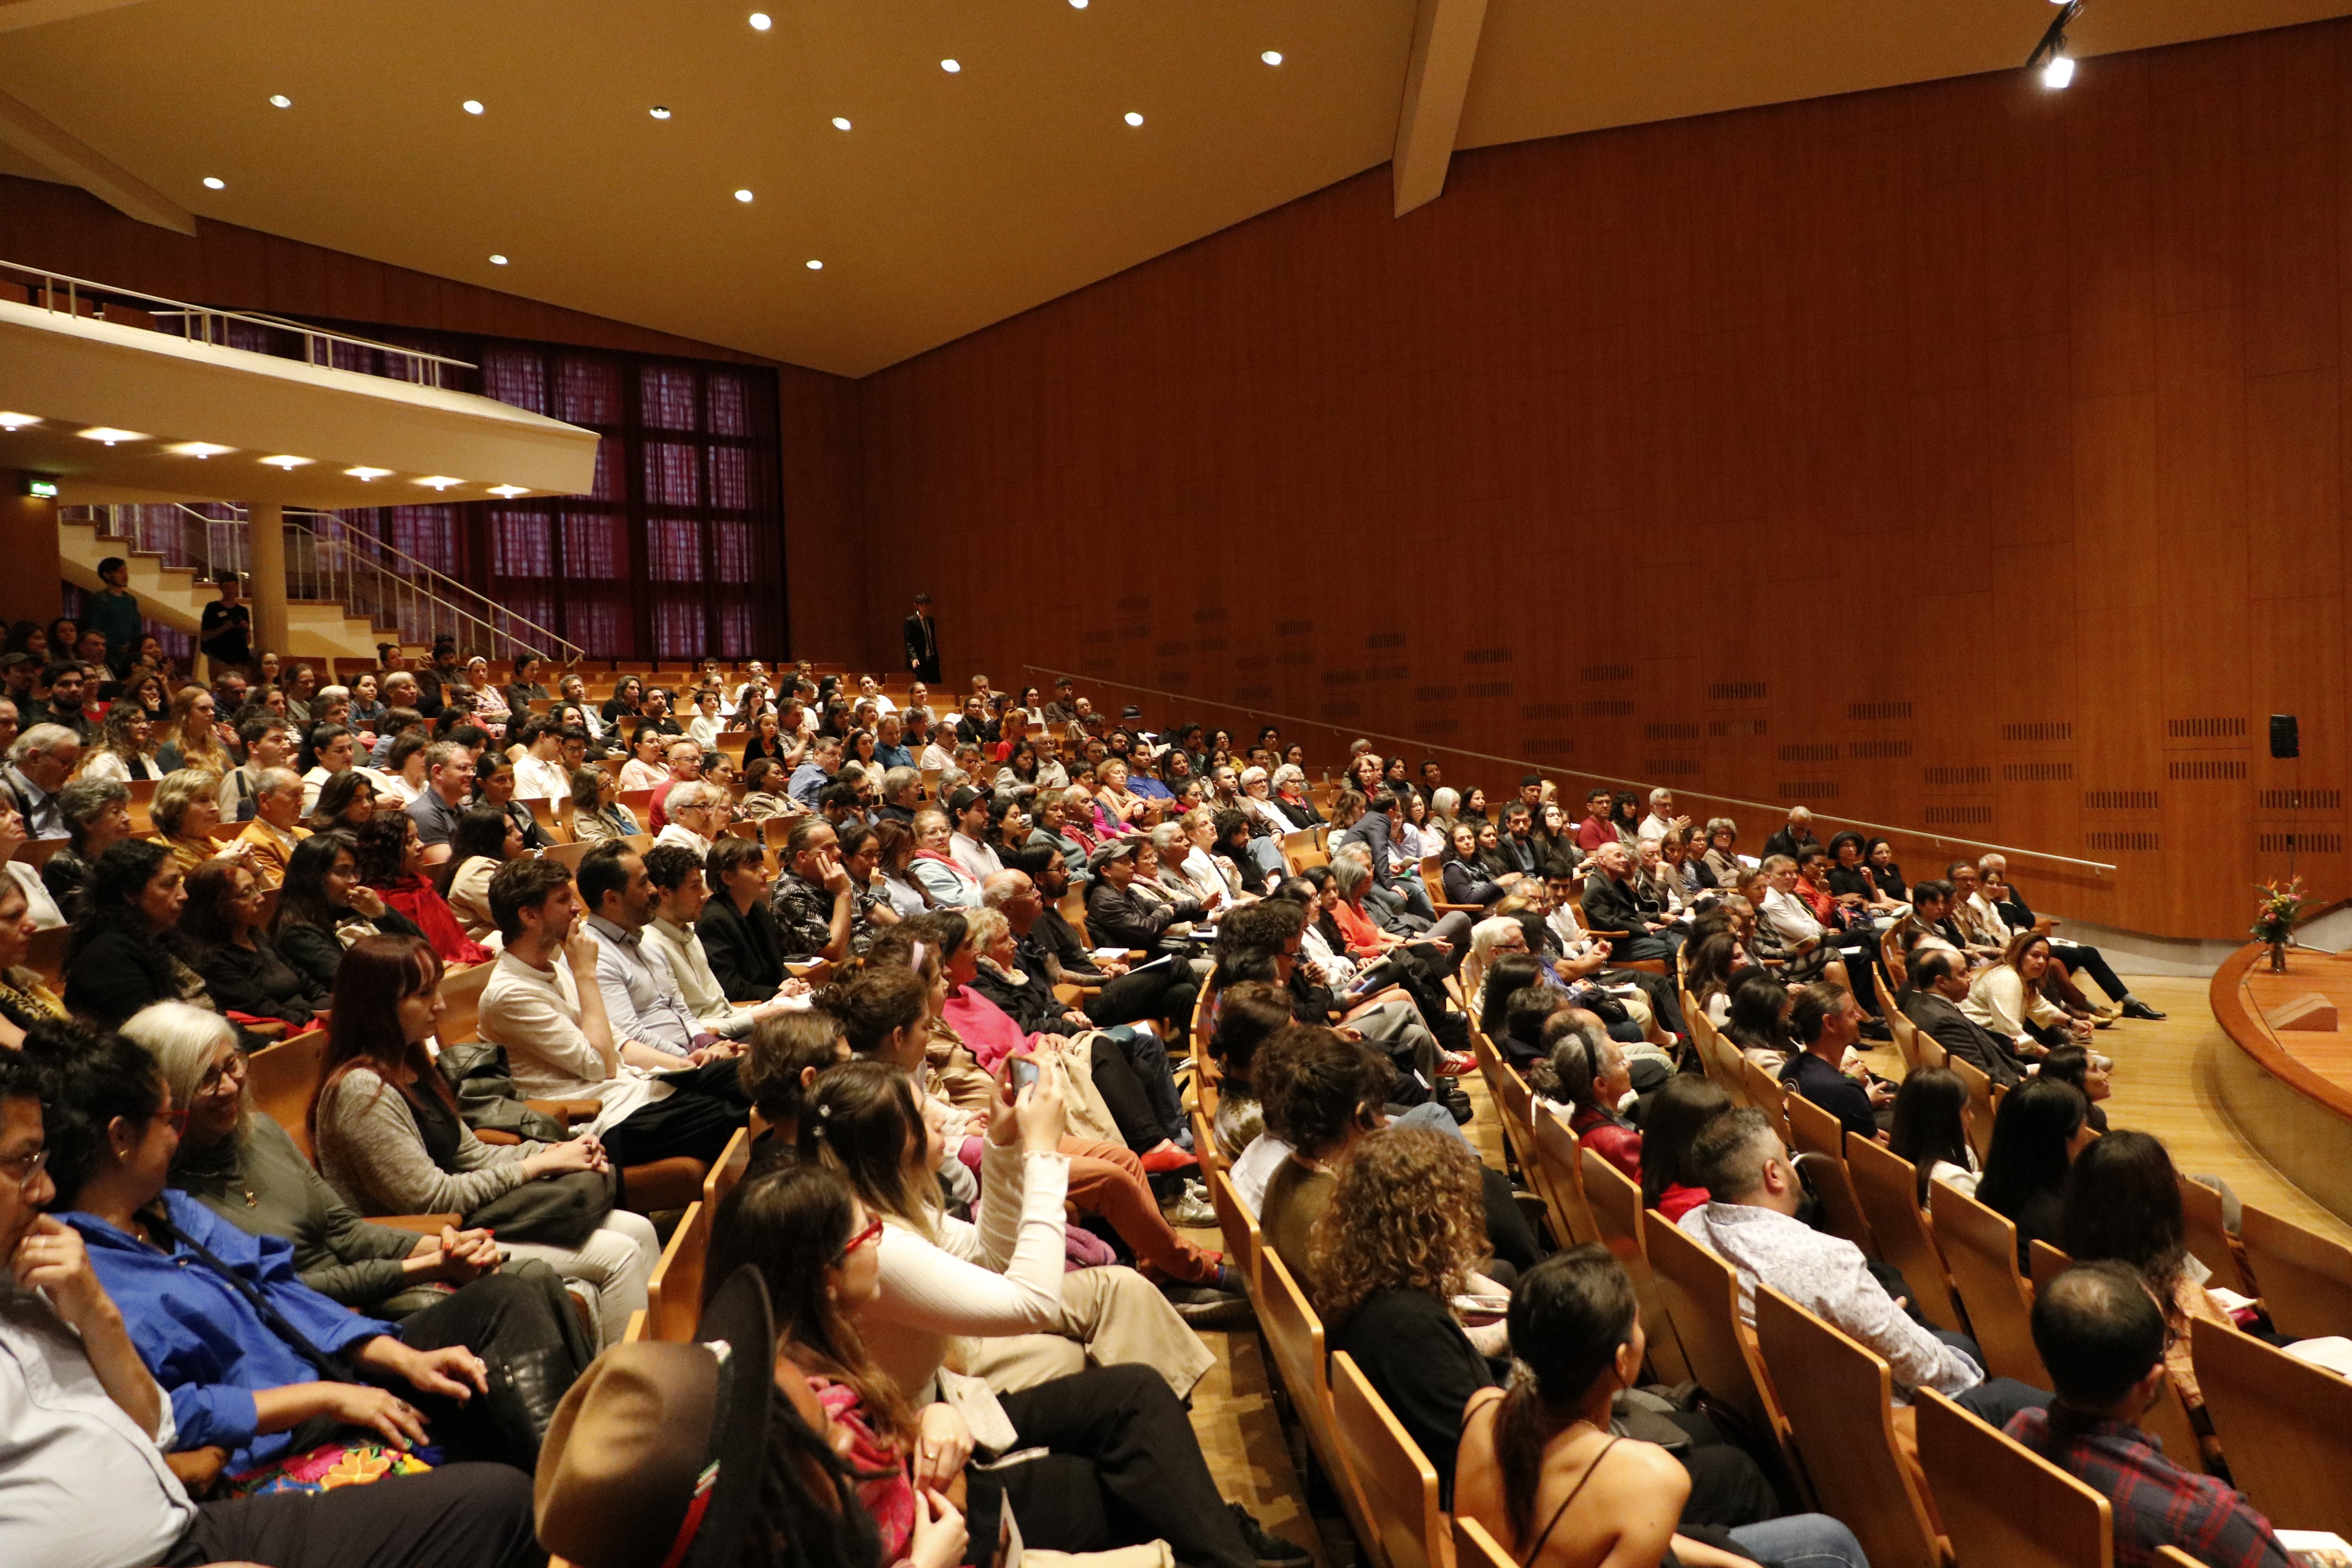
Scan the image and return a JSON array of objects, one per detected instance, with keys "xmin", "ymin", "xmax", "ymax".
[{"xmin": 0, "ymin": 0, "xmax": 2344, "ymax": 376}]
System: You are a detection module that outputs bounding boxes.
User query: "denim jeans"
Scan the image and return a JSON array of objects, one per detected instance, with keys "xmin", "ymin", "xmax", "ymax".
[{"xmin": 1725, "ymin": 1513, "xmax": 1870, "ymax": 1568}]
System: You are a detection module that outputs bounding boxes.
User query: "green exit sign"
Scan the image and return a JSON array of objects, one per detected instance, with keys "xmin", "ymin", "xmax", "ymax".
[{"xmin": 22, "ymin": 477, "xmax": 58, "ymax": 499}]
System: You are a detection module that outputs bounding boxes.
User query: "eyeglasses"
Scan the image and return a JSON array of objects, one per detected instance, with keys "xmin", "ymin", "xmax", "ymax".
[
  {"xmin": 835, "ymin": 1216, "xmax": 885, "ymax": 1260},
  {"xmin": 0, "ymin": 1146, "xmax": 48, "ymax": 1183},
  {"xmin": 195, "ymin": 1053, "xmax": 249, "ymax": 1096}
]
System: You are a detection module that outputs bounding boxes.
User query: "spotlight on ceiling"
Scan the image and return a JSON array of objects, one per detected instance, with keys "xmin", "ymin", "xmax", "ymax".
[
  {"xmin": 650, "ymin": 105, "xmax": 672, "ymax": 119},
  {"xmin": 462, "ymin": 99, "xmax": 485, "ymax": 115},
  {"xmin": 489, "ymin": 254, "xmax": 509, "ymax": 265},
  {"xmin": 489, "ymin": 485, "xmax": 530, "ymax": 498},
  {"xmin": 734, "ymin": 188, "xmax": 754, "ymax": 203},
  {"xmin": 748, "ymin": 11, "xmax": 771, "ymax": 28},
  {"xmin": 1123, "ymin": 111, "xmax": 1143, "ymax": 126},
  {"xmin": 269, "ymin": 94, "xmax": 292, "ymax": 108},
  {"xmin": 78, "ymin": 427, "xmax": 145, "ymax": 446},
  {"xmin": 416, "ymin": 476, "xmax": 464, "ymax": 490},
  {"xmin": 345, "ymin": 467, "xmax": 393, "ymax": 481},
  {"xmin": 168, "ymin": 442, "xmax": 234, "ymax": 459},
  {"xmin": 806, "ymin": 259, "xmax": 823, "ymax": 270},
  {"xmin": 1261, "ymin": 50, "xmax": 1283, "ymax": 65},
  {"xmin": 0, "ymin": 413, "xmax": 41, "ymax": 431},
  {"xmin": 202, "ymin": 177, "xmax": 225, "ymax": 190},
  {"xmin": 832, "ymin": 116, "xmax": 852, "ymax": 130},
  {"xmin": 2027, "ymin": 1, "xmax": 2083, "ymax": 90},
  {"xmin": 259, "ymin": 454, "xmax": 313, "ymax": 468},
  {"xmin": 940, "ymin": 58, "xmax": 961, "ymax": 73}
]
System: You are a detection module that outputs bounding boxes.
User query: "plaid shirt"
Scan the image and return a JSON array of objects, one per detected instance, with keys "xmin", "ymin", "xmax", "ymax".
[{"xmin": 2004, "ymin": 1408, "xmax": 2292, "ymax": 1568}]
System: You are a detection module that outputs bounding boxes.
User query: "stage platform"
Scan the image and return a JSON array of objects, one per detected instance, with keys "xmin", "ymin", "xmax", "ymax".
[{"xmin": 2210, "ymin": 944, "xmax": 2352, "ymax": 1230}]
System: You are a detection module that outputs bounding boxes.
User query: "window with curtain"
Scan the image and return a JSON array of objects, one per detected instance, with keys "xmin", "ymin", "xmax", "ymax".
[{"xmin": 301, "ymin": 320, "xmax": 787, "ymax": 660}]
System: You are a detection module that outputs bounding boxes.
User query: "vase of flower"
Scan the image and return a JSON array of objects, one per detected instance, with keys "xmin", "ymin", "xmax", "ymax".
[{"xmin": 2252, "ymin": 877, "xmax": 2308, "ymax": 971}]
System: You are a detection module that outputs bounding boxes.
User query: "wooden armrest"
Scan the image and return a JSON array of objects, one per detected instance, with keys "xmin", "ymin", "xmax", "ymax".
[
  {"xmin": 1435, "ymin": 902, "xmax": 1483, "ymax": 916},
  {"xmin": 525, "ymin": 1097, "xmax": 602, "ymax": 1124},
  {"xmin": 166, "ymin": 1446, "xmax": 228, "ymax": 1495},
  {"xmin": 1127, "ymin": 950, "xmax": 1150, "ymax": 962},
  {"xmin": 242, "ymin": 1020, "xmax": 289, "ymax": 1042},
  {"xmin": 476, "ymin": 1129, "xmax": 522, "ymax": 1145},
  {"xmin": 368, "ymin": 1211, "xmax": 462, "ymax": 1235}
]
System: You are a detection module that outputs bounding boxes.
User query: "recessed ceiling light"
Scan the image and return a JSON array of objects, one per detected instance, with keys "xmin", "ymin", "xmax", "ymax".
[
  {"xmin": 806, "ymin": 259, "xmax": 823, "ymax": 270},
  {"xmin": 77, "ymin": 427, "xmax": 145, "ymax": 446},
  {"xmin": 416, "ymin": 476, "xmax": 463, "ymax": 490},
  {"xmin": 940, "ymin": 58, "xmax": 961, "ymax": 73},
  {"xmin": 344, "ymin": 467, "xmax": 392, "ymax": 481},
  {"xmin": 748, "ymin": 11, "xmax": 771, "ymax": 28},
  {"xmin": 168, "ymin": 441, "xmax": 234, "ymax": 458},
  {"xmin": 1070, "ymin": 0, "xmax": 1087, "ymax": 7},
  {"xmin": 650, "ymin": 105, "xmax": 672, "ymax": 120},
  {"xmin": 1261, "ymin": 50, "xmax": 1283, "ymax": 65},
  {"xmin": 1123, "ymin": 111, "xmax": 1143, "ymax": 126},
  {"xmin": 832, "ymin": 116, "xmax": 852, "ymax": 130},
  {"xmin": 733, "ymin": 188, "xmax": 754, "ymax": 203},
  {"xmin": 488, "ymin": 485, "xmax": 530, "ymax": 498},
  {"xmin": 0, "ymin": 413, "xmax": 40, "ymax": 431},
  {"xmin": 462, "ymin": 99, "xmax": 485, "ymax": 115},
  {"xmin": 269, "ymin": 93, "xmax": 292, "ymax": 108},
  {"xmin": 202, "ymin": 176, "xmax": 225, "ymax": 190},
  {"xmin": 489, "ymin": 254, "xmax": 508, "ymax": 265},
  {"xmin": 259, "ymin": 454, "xmax": 313, "ymax": 468}
]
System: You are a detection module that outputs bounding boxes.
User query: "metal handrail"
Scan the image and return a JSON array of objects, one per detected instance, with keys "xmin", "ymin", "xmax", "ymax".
[
  {"xmin": 2, "ymin": 257, "xmax": 474, "ymax": 388},
  {"xmin": 1022, "ymin": 663, "xmax": 2118, "ymax": 875},
  {"xmin": 279, "ymin": 508, "xmax": 582, "ymax": 664}
]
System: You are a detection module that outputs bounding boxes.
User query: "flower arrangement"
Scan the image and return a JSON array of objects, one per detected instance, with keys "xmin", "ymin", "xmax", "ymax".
[{"xmin": 2250, "ymin": 876, "xmax": 2308, "ymax": 946}]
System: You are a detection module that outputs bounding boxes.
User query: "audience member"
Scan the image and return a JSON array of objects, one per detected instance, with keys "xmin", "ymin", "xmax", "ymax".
[{"xmin": 1976, "ymin": 1076, "xmax": 2093, "ymax": 1271}]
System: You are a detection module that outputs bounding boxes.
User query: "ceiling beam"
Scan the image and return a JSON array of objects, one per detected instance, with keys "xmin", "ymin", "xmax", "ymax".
[
  {"xmin": 0, "ymin": 87, "xmax": 193, "ymax": 234},
  {"xmin": 0, "ymin": 0, "xmax": 157, "ymax": 33},
  {"xmin": 1390, "ymin": 0, "xmax": 1489, "ymax": 217}
]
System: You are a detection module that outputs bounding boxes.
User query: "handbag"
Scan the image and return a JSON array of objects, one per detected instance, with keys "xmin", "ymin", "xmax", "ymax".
[{"xmin": 465, "ymin": 1168, "xmax": 617, "ymax": 1249}]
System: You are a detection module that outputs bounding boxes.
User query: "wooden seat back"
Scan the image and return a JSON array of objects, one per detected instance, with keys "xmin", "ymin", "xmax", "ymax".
[
  {"xmin": 1784, "ymin": 1090, "xmax": 1844, "ymax": 1164},
  {"xmin": 703, "ymin": 1125, "xmax": 753, "ymax": 1211},
  {"xmin": 1929, "ymin": 1177, "xmax": 2049, "ymax": 1385},
  {"xmin": 247, "ymin": 1030, "xmax": 330, "ymax": 1159},
  {"xmin": 1256, "ymin": 1249, "xmax": 1380, "ymax": 1564},
  {"xmin": 541, "ymin": 840, "xmax": 595, "ymax": 877},
  {"xmin": 2030, "ymin": 1240, "xmax": 2207, "ymax": 1474},
  {"xmin": 1207, "ymin": 1165, "xmax": 1262, "ymax": 1298},
  {"xmin": 1579, "ymin": 1146, "xmax": 1690, "ymax": 1385},
  {"xmin": 1844, "ymin": 1134, "xmax": 1964, "ymax": 1332},
  {"xmin": 1752, "ymin": 1285, "xmax": 1947, "ymax": 1568},
  {"xmin": 1947, "ymin": 1054, "xmax": 1996, "ymax": 1166},
  {"xmin": 2239, "ymin": 1200, "xmax": 2352, "ymax": 1339},
  {"xmin": 1914, "ymin": 1388, "xmax": 2112, "ymax": 1568},
  {"xmin": 1281, "ymin": 828, "xmax": 1327, "ymax": 874},
  {"xmin": 1330, "ymin": 1351, "xmax": 1451, "ymax": 1568},
  {"xmin": 644, "ymin": 1200, "xmax": 710, "ymax": 1343},
  {"xmin": 1792, "ymin": 1150, "xmax": 1878, "ymax": 1259},
  {"xmin": 1642, "ymin": 1209, "xmax": 1804, "ymax": 1496},
  {"xmin": 1452, "ymin": 1517, "xmax": 1514, "ymax": 1568},
  {"xmin": 1740, "ymin": 1058, "xmax": 1790, "ymax": 1144},
  {"xmin": 2191, "ymin": 1314, "xmax": 2352, "ymax": 1536},
  {"xmin": 1530, "ymin": 1104, "xmax": 1600, "ymax": 1249},
  {"xmin": 22, "ymin": 927, "xmax": 68, "ymax": 992},
  {"xmin": 2176, "ymin": 1176, "xmax": 2250, "ymax": 1298},
  {"xmin": 436, "ymin": 958, "xmax": 495, "ymax": 1047}
]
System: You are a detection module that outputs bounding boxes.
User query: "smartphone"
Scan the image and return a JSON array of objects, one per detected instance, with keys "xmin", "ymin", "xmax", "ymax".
[{"xmin": 1010, "ymin": 1058, "xmax": 1040, "ymax": 1091}]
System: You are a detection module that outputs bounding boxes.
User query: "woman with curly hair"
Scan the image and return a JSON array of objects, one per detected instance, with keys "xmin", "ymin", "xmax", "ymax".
[{"xmin": 1316, "ymin": 1126, "xmax": 1504, "ymax": 1501}]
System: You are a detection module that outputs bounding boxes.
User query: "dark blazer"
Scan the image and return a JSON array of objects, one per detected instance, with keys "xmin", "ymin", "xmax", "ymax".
[
  {"xmin": 1762, "ymin": 827, "xmax": 1822, "ymax": 863},
  {"xmin": 1084, "ymin": 879, "xmax": 1201, "ymax": 952},
  {"xmin": 1441, "ymin": 858, "xmax": 1507, "ymax": 908},
  {"xmin": 1495, "ymin": 833, "xmax": 1539, "ymax": 875},
  {"xmin": 1580, "ymin": 871, "xmax": 1649, "ymax": 938},
  {"xmin": 971, "ymin": 956, "xmax": 1068, "ymax": 1036},
  {"xmin": 902, "ymin": 612, "xmax": 940, "ymax": 679},
  {"xmin": 697, "ymin": 893, "xmax": 786, "ymax": 1002},
  {"xmin": 1902, "ymin": 989, "xmax": 2029, "ymax": 1089}
]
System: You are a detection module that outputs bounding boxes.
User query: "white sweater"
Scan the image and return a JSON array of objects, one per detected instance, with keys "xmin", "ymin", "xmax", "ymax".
[{"xmin": 863, "ymin": 1137, "xmax": 1070, "ymax": 1402}]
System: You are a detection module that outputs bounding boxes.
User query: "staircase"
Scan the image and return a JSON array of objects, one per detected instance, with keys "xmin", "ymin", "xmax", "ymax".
[{"xmin": 58, "ymin": 503, "xmax": 581, "ymax": 665}]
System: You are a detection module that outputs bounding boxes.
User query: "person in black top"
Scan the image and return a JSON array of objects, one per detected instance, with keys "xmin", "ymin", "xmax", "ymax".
[
  {"xmin": 1902, "ymin": 949, "xmax": 2031, "ymax": 1088},
  {"xmin": 1863, "ymin": 837, "xmax": 1908, "ymax": 903},
  {"xmin": 197, "ymin": 572, "xmax": 252, "ymax": 672},
  {"xmin": 1776, "ymin": 980, "xmax": 1889, "ymax": 1142},
  {"xmin": 1085, "ymin": 838, "xmax": 1202, "ymax": 952},
  {"xmin": 269, "ymin": 830, "xmax": 424, "ymax": 993},
  {"xmin": 180, "ymin": 857, "xmax": 330, "ymax": 1025},
  {"xmin": 697, "ymin": 834, "xmax": 788, "ymax": 1002},
  {"xmin": 1977, "ymin": 1076, "xmax": 2091, "ymax": 1271},
  {"xmin": 902, "ymin": 591, "xmax": 941, "ymax": 682},
  {"xmin": 1760, "ymin": 806, "xmax": 1821, "ymax": 864},
  {"xmin": 61, "ymin": 839, "xmax": 218, "ymax": 1029}
]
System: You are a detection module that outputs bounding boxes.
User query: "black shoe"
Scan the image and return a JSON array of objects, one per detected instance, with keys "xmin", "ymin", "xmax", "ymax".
[
  {"xmin": 1163, "ymin": 1284, "xmax": 1254, "ymax": 1329},
  {"xmin": 2121, "ymin": 999, "xmax": 2167, "ymax": 1020},
  {"xmin": 1228, "ymin": 1503, "xmax": 1312, "ymax": 1567},
  {"xmin": 1857, "ymin": 1016, "xmax": 1891, "ymax": 1042}
]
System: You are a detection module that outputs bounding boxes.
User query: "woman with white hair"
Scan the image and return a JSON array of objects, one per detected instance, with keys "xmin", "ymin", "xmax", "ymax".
[
  {"xmin": 1236, "ymin": 766, "xmax": 1291, "ymax": 838},
  {"xmin": 1270, "ymin": 763, "xmax": 1323, "ymax": 828},
  {"xmin": 1459, "ymin": 915, "xmax": 1525, "ymax": 1016}
]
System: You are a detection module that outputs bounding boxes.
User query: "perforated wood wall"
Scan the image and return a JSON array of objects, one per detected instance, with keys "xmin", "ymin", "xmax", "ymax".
[{"xmin": 857, "ymin": 18, "xmax": 2352, "ymax": 940}]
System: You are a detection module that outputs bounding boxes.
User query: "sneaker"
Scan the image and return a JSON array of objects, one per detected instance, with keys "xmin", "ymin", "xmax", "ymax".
[
  {"xmin": 1436, "ymin": 1050, "xmax": 1476, "ymax": 1076},
  {"xmin": 1163, "ymin": 1282, "xmax": 1255, "ymax": 1330},
  {"xmin": 1162, "ymin": 1189, "xmax": 1217, "ymax": 1227},
  {"xmin": 1228, "ymin": 1503, "xmax": 1312, "ymax": 1567}
]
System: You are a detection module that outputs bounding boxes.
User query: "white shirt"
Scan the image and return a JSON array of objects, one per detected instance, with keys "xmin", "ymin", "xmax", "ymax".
[
  {"xmin": 655, "ymin": 823, "xmax": 714, "ymax": 858},
  {"xmin": 920, "ymin": 742, "xmax": 956, "ymax": 773},
  {"xmin": 1760, "ymin": 885, "xmax": 1826, "ymax": 949},
  {"xmin": 514, "ymin": 753, "xmax": 572, "ymax": 802},
  {"xmin": 5, "ymin": 862, "xmax": 64, "ymax": 931},
  {"xmin": 949, "ymin": 831, "xmax": 1002, "ymax": 883},
  {"xmin": 0, "ymin": 1284, "xmax": 196, "ymax": 1568},
  {"xmin": 77, "ymin": 751, "xmax": 163, "ymax": 785},
  {"xmin": 644, "ymin": 915, "xmax": 755, "ymax": 1037},
  {"xmin": 1231, "ymin": 1133, "xmax": 1292, "ymax": 1216},
  {"xmin": 478, "ymin": 948, "xmax": 670, "ymax": 1135},
  {"xmin": 1677, "ymin": 1201, "xmax": 1982, "ymax": 1399},
  {"xmin": 1639, "ymin": 812, "xmax": 1676, "ymax": 842},
  {"xmin": 689, "ymin": 714, "xmax": 726, "ymax": 749},
  {"xmin": 619, "ymin": 758, "xmax": 667, "ymax": 794}
]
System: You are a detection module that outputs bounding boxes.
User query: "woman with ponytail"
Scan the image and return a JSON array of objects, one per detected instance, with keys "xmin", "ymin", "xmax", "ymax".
[{"xmin": 1454, "ymin": 1247, "xmax": 1868, "ymax": 1568}]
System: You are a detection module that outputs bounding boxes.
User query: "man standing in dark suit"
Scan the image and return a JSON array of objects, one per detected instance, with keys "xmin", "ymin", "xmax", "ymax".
[
  {"xmin": 903, "ymin": 592, "xmax": 941, "ymax": 682},
  {"xmin": 1901, "ymin": 948, "xmax": 2034, "ymax": 1088}
]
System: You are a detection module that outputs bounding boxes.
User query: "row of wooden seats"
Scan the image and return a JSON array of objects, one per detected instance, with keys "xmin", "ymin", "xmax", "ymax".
[{"xmin": 621, "ymin": 1123, "xmax": 759, "ymax": 1345}]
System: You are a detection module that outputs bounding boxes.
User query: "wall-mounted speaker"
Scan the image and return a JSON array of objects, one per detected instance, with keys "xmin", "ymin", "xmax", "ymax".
[{"xmin": 2271, "ymin": 714, "xmax": 2300, "ymax": 760}]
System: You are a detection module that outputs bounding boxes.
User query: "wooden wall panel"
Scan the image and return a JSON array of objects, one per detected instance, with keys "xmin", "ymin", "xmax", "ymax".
[{"xmin": 856, "ymin": 18, "xmax": 2352, "ymax": 939}]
